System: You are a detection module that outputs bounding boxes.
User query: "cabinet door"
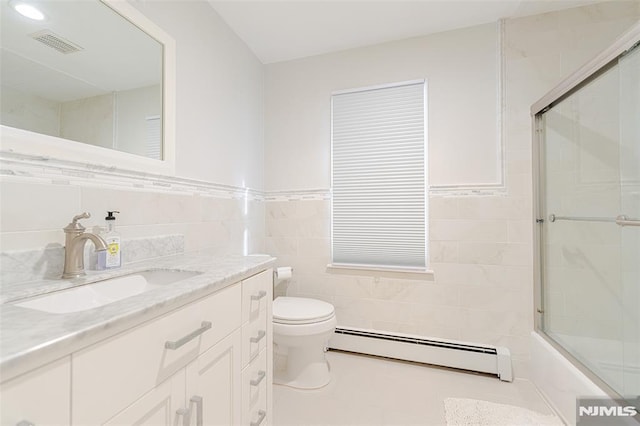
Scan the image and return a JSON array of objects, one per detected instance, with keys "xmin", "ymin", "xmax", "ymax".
[
  {"xmin": 185, "ymin": 330, "xmax": 242, "ymax": 426},
  {"xmin": 104, "ymin": 370, "xmax": 185, "ymax": 426},
  {"xmin": 0, "ymin": 357, "xmax": 70, "ymax": 426}
]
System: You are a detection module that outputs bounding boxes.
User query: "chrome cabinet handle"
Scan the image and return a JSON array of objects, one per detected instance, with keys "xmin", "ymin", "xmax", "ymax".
[
  {"xmin": 251, "ymin": 290, "xmax": 267, "ymax": 301},
  {"xmin": 250, "ymin": 370, "xmax": 266, "ymax": 386},
  {"xmin": 17, "ymin": 422, "xmax": 35, "ymax": 426},
  {"xmin": 250, "ymin": 410, "xmax": 267, "ymax": 426},
  {"xmin": 176, "ymin": 408, "xmax": 190, "ymax": 426},
  {"xmin": 165, "ymin": 321, "xmax": 212, "ymax": 350},
  {"xmin": 250, "ymin": 330, "xmax": 266, "ymax": 343},
  {"xmin": 189, "ymin": 395, "xmax": 203, "ymax": 426}
]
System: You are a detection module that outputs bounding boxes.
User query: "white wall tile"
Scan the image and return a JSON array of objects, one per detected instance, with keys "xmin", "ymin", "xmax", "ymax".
[
  {"xmin": 0, "ymin": 230, "xmax": 65, "ymax": 251},
  {"xmin": 297, "ymin": 238, "xmax": 329, "ymax": 257},
  {"xmin": 432, "ymin": 263, "xmax": 532, "ymax": 288},
  {"xmin": 429, "ymin": 241, "xmax": 459, "ymax": 263},
  {"xmin": 266, "ymin": 201, "xmax": 298, "ymax": 220},
  {"xmin": 427, "ymin": 196, "xmax": 459, "ymax": 220},
  {"xmin": 1, "ymin": 182, "xmax": 81, "ymax": 232},
  {"xmin": 458, "ymin": 242, "xmax": 533, "ymax": 266},
  {"xmin": 507, "ymin": 220, "xmax": 534, "ymax": 243},
  {"xmin": 457, "ymin": 197, "xmax": 510, "ymax": 220},
  {"xmin": 430, "ymin": 219, "xmax": 508, "ymax": 242},
  {"xmin": 265, "ymin": 237, "xmax": 298, "ymax": 256},
  {"xmin": 296, "ymin": 200, "xmax": 330, "ymax": 219},
  {"xmin": 331, "ymin": 275, "xmax": 374, "ymax": 299}
]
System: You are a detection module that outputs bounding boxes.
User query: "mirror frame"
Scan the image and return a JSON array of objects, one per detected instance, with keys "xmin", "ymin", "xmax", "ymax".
[{"xmin": 0, "ymin": 0, "xmax": 176, "ymax": 176}]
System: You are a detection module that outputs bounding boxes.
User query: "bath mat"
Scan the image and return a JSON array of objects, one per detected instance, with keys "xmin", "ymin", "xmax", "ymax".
[{"xmin": 444, "ymin": 398, "xmax": 564, "ymax": 426}]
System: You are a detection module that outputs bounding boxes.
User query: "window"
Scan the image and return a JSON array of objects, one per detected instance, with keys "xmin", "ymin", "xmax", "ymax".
[{"xmin": 331, "ymin": 80, "xmax": 427, "ymax": 270}]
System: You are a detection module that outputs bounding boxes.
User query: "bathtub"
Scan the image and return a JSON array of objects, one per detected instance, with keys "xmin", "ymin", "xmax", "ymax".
[{"xmin": 531, "ymin": 332, "xmax": 607, "ymax": 425}]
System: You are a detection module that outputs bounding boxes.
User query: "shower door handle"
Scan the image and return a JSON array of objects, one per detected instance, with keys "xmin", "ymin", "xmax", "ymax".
[
  {"xmin": 616, "ymin": 215, "xmax": 640, "ymax": 227},
  {"xmin": 548, "ymin": 213, "xmax": 640, "ymax": 226}
]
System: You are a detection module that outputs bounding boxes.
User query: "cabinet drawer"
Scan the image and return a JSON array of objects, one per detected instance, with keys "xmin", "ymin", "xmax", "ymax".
[
  {"xmin": 242, "ymin": 270, "xmax": 272, "ymax": 324},
  {"xmin": 242, "ymin": 306, "xmax": 267, "ymax": 366},
  {"xmin": 73, "ymin": 283, "xmax": 241, "ymax": 426},
  {"xmin": 0, "ymin": 357, "xmax": 70, "ymax": 426},
  {"xmin": 242, "ymin": 349, "xmax": 268, "ymax": 426}
]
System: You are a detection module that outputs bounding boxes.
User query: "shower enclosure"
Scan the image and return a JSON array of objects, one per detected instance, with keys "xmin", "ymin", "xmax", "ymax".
[{"xmin": 533, "ymin": 24, "xmax": 640, "ymax": 399}]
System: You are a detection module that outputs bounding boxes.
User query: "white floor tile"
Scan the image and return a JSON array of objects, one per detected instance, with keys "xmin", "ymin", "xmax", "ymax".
[{"xmin": 273, "ymin": 350, "xmax": 557, "ymax": 426}]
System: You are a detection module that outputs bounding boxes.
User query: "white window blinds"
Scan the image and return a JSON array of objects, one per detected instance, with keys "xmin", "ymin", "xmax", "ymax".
[
  {"xmin": 331, "ymin": 81, "xmax": 427, "ymax": 269},
  {"xmin": 146, "ymin": 115, "xmax": 162, "ymax": 160}
]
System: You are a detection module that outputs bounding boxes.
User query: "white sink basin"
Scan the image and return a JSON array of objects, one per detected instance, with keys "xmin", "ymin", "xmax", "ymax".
[{"xmin": 16, "ymin": 270, "xmax": 201, "ymax": 314}]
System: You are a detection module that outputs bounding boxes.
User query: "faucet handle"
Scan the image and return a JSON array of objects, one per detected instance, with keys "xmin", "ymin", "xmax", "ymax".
[
  {"xmin": 72, "ymin": 212, "xmax": 91, "ymax": 223},
  {"xmin": 64, "ymin": 212, "xmax": 91, "ymax": 233}
]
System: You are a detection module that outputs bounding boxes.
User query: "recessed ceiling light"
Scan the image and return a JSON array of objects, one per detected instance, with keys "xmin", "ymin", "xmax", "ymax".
[{"xmin": 12, "ymin": 2, "xmax": 45, "ymax": 21}]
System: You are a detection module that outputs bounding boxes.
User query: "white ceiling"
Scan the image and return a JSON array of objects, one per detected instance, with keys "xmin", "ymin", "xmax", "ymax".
[{"xmin": 209, "ymin": 0, "xmax": 608, "ymax": 64}]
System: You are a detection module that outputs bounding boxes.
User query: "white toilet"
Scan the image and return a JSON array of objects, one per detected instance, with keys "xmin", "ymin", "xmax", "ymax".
[{"xmin": 272, "ymin": 296, "xmax": 337, "ymax": 389}]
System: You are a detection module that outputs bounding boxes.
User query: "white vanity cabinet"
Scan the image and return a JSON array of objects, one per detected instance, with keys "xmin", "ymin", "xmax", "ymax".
[
  {"xmin": 0, "ymin": 356, "xmax": 71, "ymax": 426},
  {"xmin": 0, "ymin": 267, "xmax": 273, "ymax": 426}
]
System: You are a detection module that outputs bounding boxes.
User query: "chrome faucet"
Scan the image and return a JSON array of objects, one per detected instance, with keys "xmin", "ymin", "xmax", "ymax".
[{"xmin": 62, "ymin": 212, "xmax": 108, "ymax": 279}]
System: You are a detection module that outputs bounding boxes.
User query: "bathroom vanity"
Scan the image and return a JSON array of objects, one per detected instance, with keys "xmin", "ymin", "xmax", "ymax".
[{"xmin": 0, "ymin": 253, "xmax": 274, "ymax": 426}]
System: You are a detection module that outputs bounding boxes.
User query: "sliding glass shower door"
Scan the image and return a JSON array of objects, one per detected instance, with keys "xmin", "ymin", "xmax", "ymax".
[{"xmin": 537, "ymin": 42, "xmax": 640, "ymax": 397}]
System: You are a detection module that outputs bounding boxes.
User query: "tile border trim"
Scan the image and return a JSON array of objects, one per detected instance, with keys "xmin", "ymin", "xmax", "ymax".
[{"xmin": 1, "ymin": 151, "xmax": 507, "ymax": 200}]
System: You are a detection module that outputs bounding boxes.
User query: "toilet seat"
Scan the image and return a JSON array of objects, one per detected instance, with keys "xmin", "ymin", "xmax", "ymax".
[{"xmin": 273, "ymin": 297, "xmax": 335, "ymax": 325}]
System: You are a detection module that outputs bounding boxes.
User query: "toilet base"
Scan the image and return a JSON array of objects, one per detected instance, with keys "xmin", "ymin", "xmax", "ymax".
[{"xmin": 273, "ymin": 345, "xmax": 331, "ymax": 389}]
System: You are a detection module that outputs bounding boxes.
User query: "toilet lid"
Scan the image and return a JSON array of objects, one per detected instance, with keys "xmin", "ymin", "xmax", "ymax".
[{"xmin": 273, "ymin": 297, "xmax": 335, "ymax": 325}]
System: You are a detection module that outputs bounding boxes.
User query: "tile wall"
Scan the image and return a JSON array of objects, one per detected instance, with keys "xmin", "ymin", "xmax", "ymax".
[
  {"xmin": 266, "ymin": 195, "xmax": 532, "ymax": 352},
  {"xmin": 0, "ymin": 158, "xmax": 265, "ymax": 284}
]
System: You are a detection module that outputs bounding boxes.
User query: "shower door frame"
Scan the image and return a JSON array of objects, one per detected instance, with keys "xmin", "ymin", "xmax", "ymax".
[{"xmin": 532, "ymin": 21, "xmax": 640, "ymax": 399}]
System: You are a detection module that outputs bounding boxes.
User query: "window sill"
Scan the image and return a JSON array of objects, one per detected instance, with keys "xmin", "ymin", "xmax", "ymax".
[{"xmin": 326, "ymin": 264, "xmax": 435, "ymax": 281}]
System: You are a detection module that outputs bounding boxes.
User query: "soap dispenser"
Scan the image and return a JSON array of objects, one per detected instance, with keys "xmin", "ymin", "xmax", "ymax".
[{"xmin": 97, "ymin": 211, "xmax": 121, "ymax": 269}]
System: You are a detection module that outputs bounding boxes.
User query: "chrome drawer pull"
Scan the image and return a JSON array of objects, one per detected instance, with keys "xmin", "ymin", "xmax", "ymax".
[
  {"xmin": 176, "ymin": 408, "xmax": 190, "ymax": 426},
  {"xmin": 165, "ymin": 321, "xmax": 212, "ymax": 350},
  {"xmin": 17, "ymin": 422, "xmax": 35, "ymax": 426},
  {"xmin": 250, "ymin": 370, "xmax": 266, "ymax": 386},
  {"xmin": 251, "ymin": 290, "xmax": 267, "ymax": 301},
  {"xmin": 250, "ymin": 330, "xmax": 266, "ymax": 343},
  {"xmin": 250, "ymin": 410, "xmax": 267, "ymax": 426},
  {"xmin": 190, "ymin": 395, "xmax": 203, "ymax": 426}
]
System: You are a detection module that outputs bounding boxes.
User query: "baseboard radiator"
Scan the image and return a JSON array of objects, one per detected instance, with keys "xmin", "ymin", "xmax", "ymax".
[{"xmin": 328, "ymin": 326, "xmax": 513, "ymax": 382}]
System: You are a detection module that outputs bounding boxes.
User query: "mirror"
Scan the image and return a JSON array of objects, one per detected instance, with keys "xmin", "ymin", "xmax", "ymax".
[{"xmin": 1, "ymin": 0, "xmax": 168, "ymax": 162}]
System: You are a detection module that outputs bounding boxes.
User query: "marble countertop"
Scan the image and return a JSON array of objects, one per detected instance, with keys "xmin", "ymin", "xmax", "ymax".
[{"xmin": 0, "ymin": 251, "xmax": 275, "ymax": 382}]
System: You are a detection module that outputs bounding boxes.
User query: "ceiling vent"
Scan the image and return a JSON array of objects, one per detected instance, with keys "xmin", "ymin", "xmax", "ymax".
[{"xmin": 29, "ymin": 30, "xmax": 84, "ymax": 54}]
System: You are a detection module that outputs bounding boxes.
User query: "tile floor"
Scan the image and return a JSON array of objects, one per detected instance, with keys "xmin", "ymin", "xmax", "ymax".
[{"xmin": 273, "ymin": 350, "xmax": 559, "ymax": 425}]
